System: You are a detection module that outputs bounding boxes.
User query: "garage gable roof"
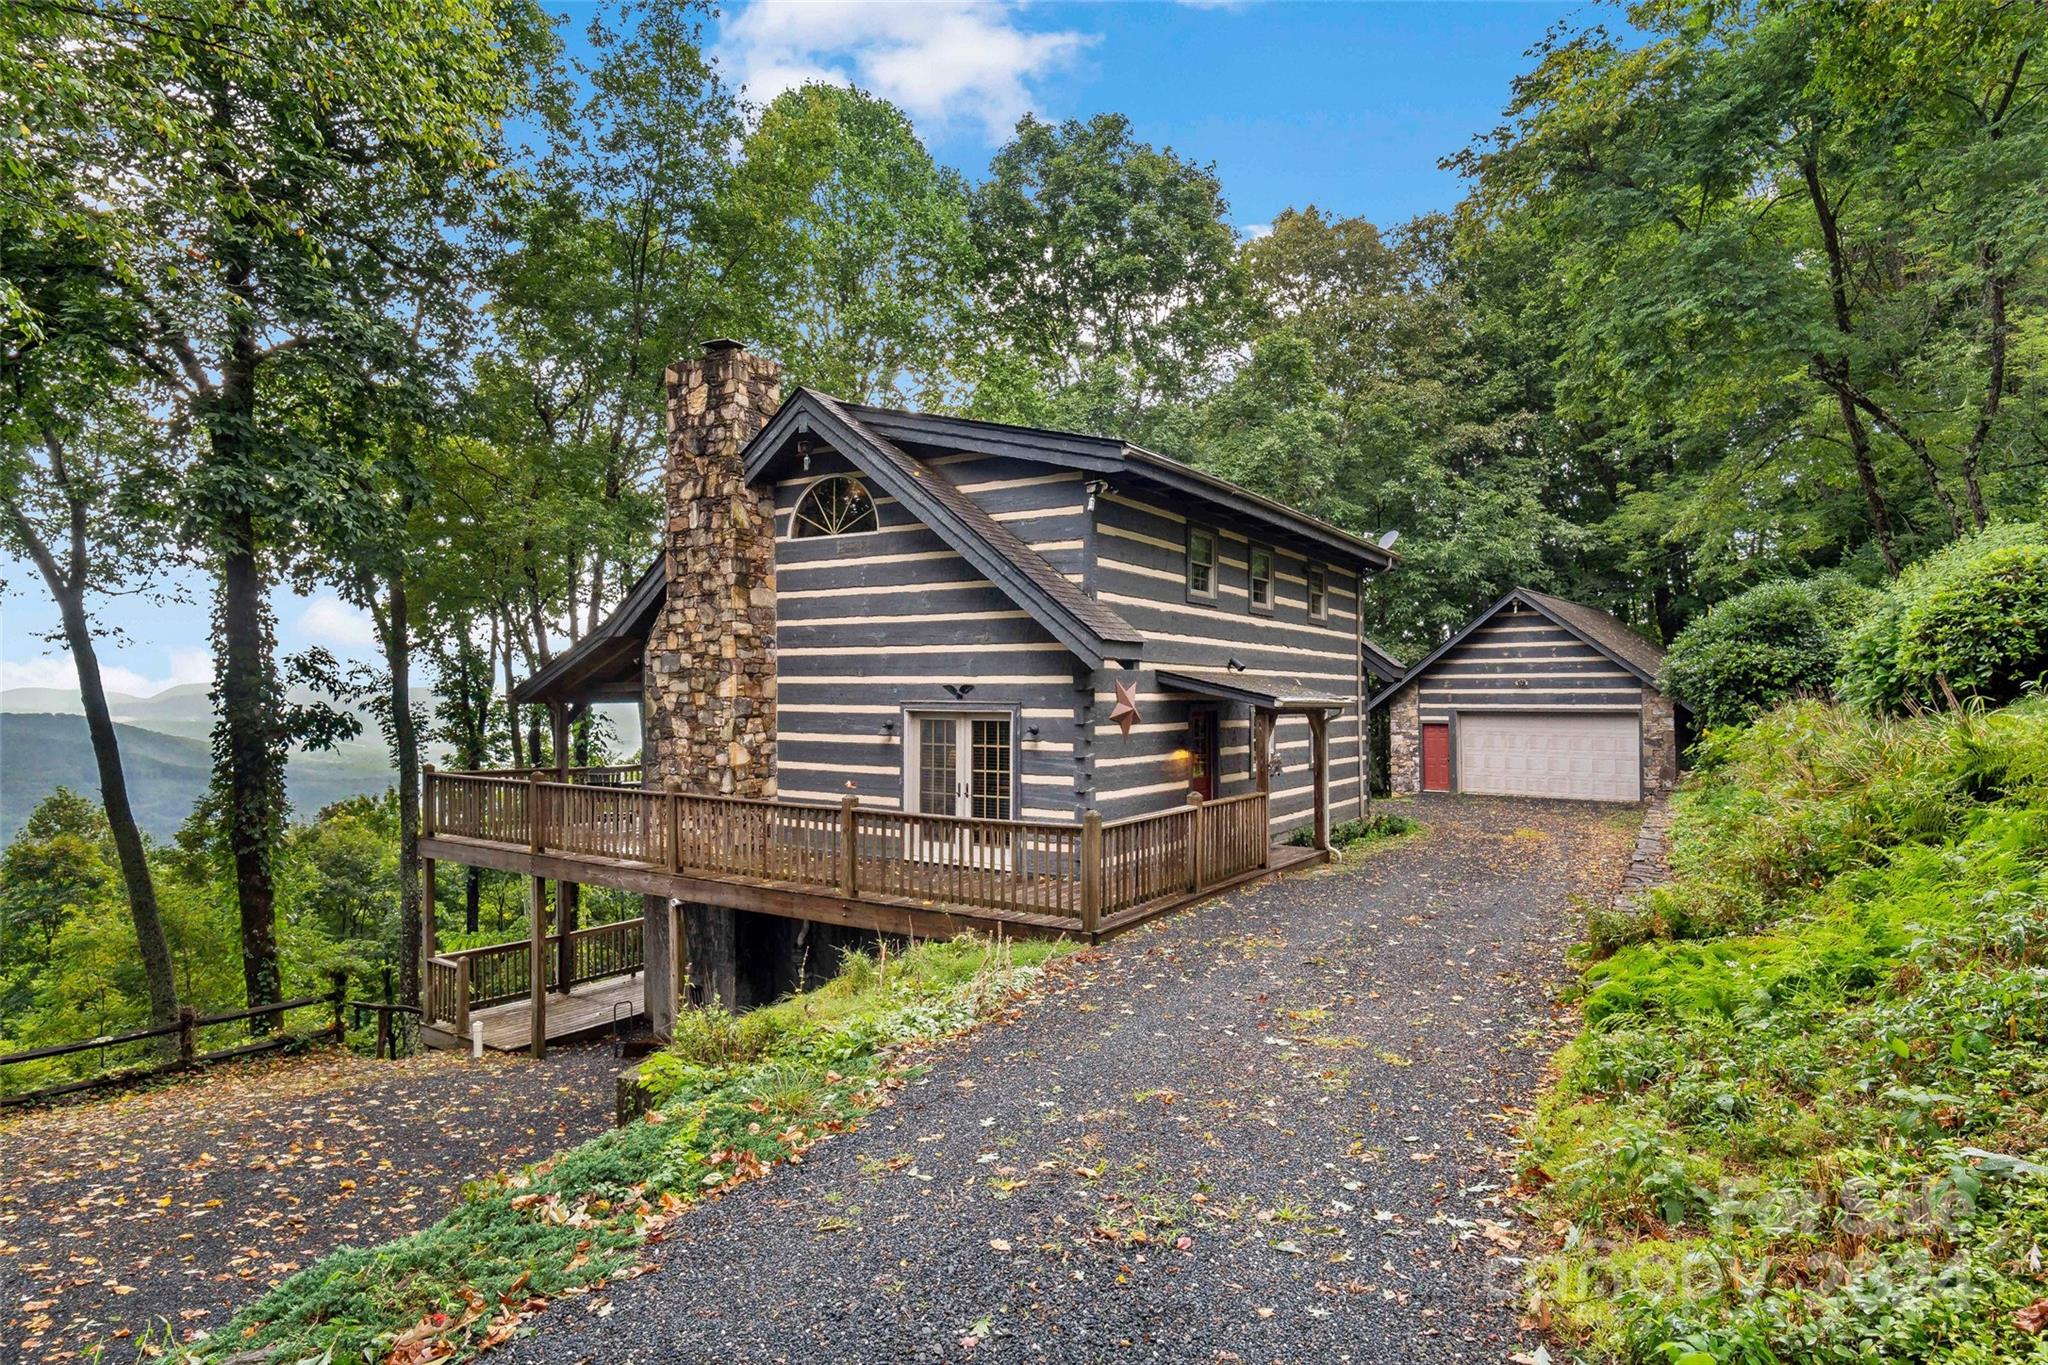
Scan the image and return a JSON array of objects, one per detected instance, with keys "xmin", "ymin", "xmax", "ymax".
[{"xmin": 1367, "ymin": 587, "xmax": 1677, "ymax": 709}]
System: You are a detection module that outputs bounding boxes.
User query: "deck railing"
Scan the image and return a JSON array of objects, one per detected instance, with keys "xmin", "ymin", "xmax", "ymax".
[
  {"xmin": 422, "ymin": 917, "xmax": 645, "ymax": 1035},
  {"xmin": 423, "ymin": 771, "xmax": 1272, "ymax": 937}
]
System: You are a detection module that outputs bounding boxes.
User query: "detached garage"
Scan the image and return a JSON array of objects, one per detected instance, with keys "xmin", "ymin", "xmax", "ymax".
[{"xmin": 1371, "ymin": 588, "xmax": 1685, "ymax": 803}]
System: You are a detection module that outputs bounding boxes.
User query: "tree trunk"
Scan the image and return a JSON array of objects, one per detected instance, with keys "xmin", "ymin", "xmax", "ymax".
[
  {"xmin": 219, "ymin": 535, "xmax": 284, "ymax": 1028},
  {"xmin": 385, "ymin": 573, "xmax": 423, "ymax": 1007},
  {"xmin": 465, "ymin": 867, "xmax": 481, "ymax": 934},
  {"xmin": 4, "ymin": 486, "xmax": 183, "ymax": 1047},
  {"xmin": 1798, "ymin": 150, "xmax": 1901, "ymax": 576}
]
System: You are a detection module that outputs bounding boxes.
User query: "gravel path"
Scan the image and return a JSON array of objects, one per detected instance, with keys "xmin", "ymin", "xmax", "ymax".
[
  {"xmin": 0, "ymin": 1042, "xmax": 622, "ymax": 1362},
  {"xmin": 510, "ymin": 795, "xmax": 1635, "ymax": 1365}
]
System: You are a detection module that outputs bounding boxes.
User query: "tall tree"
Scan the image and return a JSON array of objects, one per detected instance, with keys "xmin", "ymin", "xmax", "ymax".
[
  {"xmin": 730, "ymin": 83, "xmax": 975, "ymax": 404},
  {"xmin": 1451, "ymin": 0, "xmax": 2048, "ymax": 589},
  {"xmin": 0, "ymin": 216, "xmax": 184, "ymax": 1040},
  {"xmin": 12, "ymin": 0, "xmax": 549, "ymax": 1020},
  {"xmin": 968, "ymin": 113, "xmax": 1248, "ymax": 434}
]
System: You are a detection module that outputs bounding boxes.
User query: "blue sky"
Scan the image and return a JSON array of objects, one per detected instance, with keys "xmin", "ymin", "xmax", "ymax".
[{"xmin": 2, "ymin": 0, "xmax": 1572, "ymax": 699}]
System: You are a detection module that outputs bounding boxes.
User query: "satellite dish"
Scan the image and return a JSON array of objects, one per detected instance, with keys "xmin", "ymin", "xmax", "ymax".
[{"xmin": 1376, "ymin": 530, "xmax": 1402, "ymax": 550}]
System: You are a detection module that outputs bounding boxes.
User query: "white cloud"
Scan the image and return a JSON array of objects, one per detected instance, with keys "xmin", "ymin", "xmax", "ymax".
[
  {"xmin": 295, "ymin": 595, "xmax": 378, "ymax": 650},
  {"xmin": 718, "ymin": 1, "xmax": 1096, "ymax": 142},
  {"xmin": 0, "ymin": 646, "xmax": 212, "ymax": 698},
  {"xmin": 1239, "ymin": 222, "xmax": 1273, "ymax": 241}
]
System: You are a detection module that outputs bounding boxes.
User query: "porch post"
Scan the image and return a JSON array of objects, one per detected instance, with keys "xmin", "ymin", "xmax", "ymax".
[
  {"xmin": 549, "ymin": 700, "xmax": 569, "ymax": 777},
  {"xmin": 1252, "ymin": 710, "xmax": 1273, "ymax": 795},
  {"xmin": 1309, "ymin": 710, "xmax": 1332, "ymax": 853},
  {"xmin": 528, "ymin": 874, "xmax": 548, "ymax": 1059}
]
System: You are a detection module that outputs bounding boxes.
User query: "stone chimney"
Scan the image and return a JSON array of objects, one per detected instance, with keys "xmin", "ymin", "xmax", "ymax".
[{"xmin": 645, "ymin": 339, "xmax": 781, "ymax": 796}]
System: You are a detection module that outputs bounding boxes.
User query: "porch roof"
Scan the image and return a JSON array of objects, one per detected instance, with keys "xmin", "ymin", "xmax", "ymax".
[{"xmin": 1156, "ymin": 667, "xmax": 1354, "ymax": 713}]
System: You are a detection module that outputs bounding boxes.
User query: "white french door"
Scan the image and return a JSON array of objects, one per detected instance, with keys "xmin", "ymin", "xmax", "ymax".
[{"xmin": 912, "ymin": 713, "xmax": 1013, "ymax": 822}]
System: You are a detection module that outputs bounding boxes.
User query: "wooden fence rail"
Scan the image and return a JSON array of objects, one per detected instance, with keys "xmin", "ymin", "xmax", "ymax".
[{"xmin": 0, "ymin": 985, "xmax": 347, "ymax": 1108}]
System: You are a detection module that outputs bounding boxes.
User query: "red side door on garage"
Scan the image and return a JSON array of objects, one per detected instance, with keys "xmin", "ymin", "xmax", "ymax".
[{"xmin": 1421, "ymin": 723, "xmax": 1451, "ymax": 791}]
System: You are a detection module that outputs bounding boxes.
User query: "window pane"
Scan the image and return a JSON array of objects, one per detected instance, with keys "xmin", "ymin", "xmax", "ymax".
[
  {"xmin": 1308, "ymin": 566, "xmax": 1326, "ymax": 615},
  {"xmin": 1250, "ymin": 548, "xmax": 1272, "ymax": 606},
  {"xmin": 918, "ymin": 717, "xmax": 956, "ymax": 816},
  {"xmin": 970, "ymin": 718, "xmax": 1011, "ymax": 821},
  {"xmin": 1188, "ymin": 531, "xmax": 1213, "ymax": 594},
  {"xmin": 793, "ymin": 476, "xmax": 879, "ymax": 537}
]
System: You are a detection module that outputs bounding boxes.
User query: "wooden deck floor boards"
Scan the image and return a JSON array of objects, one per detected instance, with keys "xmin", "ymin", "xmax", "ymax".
[{"xmin": 467, "ymin": 972, "xmax": 645, "ymax": 1052}]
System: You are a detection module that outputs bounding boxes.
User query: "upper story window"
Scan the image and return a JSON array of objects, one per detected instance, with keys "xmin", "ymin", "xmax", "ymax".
[
  {"xmin": 1248, "ymin": 544, "xmax": 1274, "ymax": 613},
  {"xmin": 1307, "ymin": 564, "xmax": 1328, "ymax": 620},
  {"xmin": 792, "ymin": 475, "xmax": 879, "ymax": 537},
  {"xmin": 1186, "ymin": 525, "xmax": 1217, "ymax": 600}
]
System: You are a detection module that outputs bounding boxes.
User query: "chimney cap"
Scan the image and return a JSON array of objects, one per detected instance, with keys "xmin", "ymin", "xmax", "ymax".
[{"xmin": 702, "ymin": 337, "xmax": 748, "ymax": 354}]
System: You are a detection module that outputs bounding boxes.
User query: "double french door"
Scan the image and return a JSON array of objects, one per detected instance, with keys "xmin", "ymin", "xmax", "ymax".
[{"xmin": 913, "ymin": 713, "xmax": 1013, "ymax": 822}]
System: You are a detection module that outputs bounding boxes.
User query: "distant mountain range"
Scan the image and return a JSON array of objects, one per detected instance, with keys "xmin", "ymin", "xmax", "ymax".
[
  {"xmin": 0, "ymin": 683, "xmax": 641, "ymax": 843},
  {"xmin": 1, "ymin": 713, "xmax": 400, "ymax": 842}
]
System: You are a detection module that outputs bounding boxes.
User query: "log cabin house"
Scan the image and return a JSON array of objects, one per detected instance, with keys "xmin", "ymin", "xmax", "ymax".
[{"xmin": 417, "ymin": 340, "xmax": 1397, "ymax": 1053}]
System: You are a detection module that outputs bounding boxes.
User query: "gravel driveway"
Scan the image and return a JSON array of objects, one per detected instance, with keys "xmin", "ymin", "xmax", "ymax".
[
  {"xmin": 0, "ymin": 1043, "xmax": 622, "ymax": 1362},
  {"xmin": 509, "ymin": 795, "xmax": 1636, "ymax": 1365}
]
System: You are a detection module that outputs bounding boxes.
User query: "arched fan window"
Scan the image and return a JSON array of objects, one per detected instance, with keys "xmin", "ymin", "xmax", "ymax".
[{"xmin": 792, "ymin": 475, "xmax": 879, "ymax": 537}]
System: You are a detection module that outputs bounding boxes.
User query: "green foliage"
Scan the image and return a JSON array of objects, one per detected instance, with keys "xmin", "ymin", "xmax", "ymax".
[
  {"xmin": 967, "ymin": 111, "xmax": 1248, "ymax": 431},
  {"xmin": 1531, "ymin": 699, "xmax": 2048, "ymax": 1362},
  {"xmin": 734, "ymin": 84, "xmax": 975, "ymax": 405},
  {"xmin": 1283, "ymin": 811, "xmax": 1419, "ymax": 850},
  {"xmin": 1840, "ymin": 523, "xmax": 2048, "ymax": 714},
  {"xmin": 1659, "ymin": 575, "xmax": 1876, "ymax": 728},
  {"xmin": 198, "ymin": 933, "xmax": 1074, "ymax": 1364}
]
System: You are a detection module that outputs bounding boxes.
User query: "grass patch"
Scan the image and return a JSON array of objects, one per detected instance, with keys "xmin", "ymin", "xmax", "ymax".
[
  {"xmin": 186, "ymin": 933, "xmax": 1075, "ymax": 1363},
  {"xmin": 1529, "ymin": 701, "xmax": 2048, "ymax": 1362}
]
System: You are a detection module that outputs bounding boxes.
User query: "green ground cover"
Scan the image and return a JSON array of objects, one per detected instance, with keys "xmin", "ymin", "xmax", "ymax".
[
  {"xmin": 1530, "ymin": 701, "xmax": 2048, "ymax": 1363},
  {"xmin": 186, "ymin": 934, "xmax": 1073, "ymax": 1364}
]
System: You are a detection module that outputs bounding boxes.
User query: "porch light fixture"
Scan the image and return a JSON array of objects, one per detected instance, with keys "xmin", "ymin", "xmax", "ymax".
[
  {"xmin": 1084, "ymin": 479, "xmax": 1110, "ymax": 511},
  {"xmin": 879, "ymin": 719, "xmax": 896, "ymax": 737}
]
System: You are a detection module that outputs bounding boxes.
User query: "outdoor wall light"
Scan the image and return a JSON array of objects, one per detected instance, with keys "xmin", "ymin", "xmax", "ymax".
[
  {"xmin": 879, "ymin": 719, "xmax": 897, "ymax": 737},
  {"xmin": 1084, "ymin": 479, "xmax": 1111, "ymax": 511}
]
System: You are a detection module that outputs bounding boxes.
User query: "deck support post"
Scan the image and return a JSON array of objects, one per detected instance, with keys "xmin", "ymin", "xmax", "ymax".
[
  {"xmin": 1081, "ymin": 811, "xmax": 1103, "ymax": 938},
  {"xmin": 643, "ymin": 894, "xmax": 677, "ymax": 1038},
  {"xmin": 421, "ymin": 855, "xmax": 437, "ymax": 978},
  {"xmin": 1309, "ymin": 710, "xmax": 1332, "ymax": 853},
  {"xmin": 556, "ymin": 880, "xmax": 576, "ymax": 994},
  {"xmin": 528, "ymin": 874, "xmax": 548, "ymax": 1059}
]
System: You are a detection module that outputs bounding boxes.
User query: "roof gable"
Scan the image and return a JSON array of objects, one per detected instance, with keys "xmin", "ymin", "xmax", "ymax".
[
  {"xmin": 1368, "ymin": 587, "xmax": 1676, "ymax": 709},
  {"xmin": 747, "ymin": 390, "xmax": 1145, "ymax": 669}
]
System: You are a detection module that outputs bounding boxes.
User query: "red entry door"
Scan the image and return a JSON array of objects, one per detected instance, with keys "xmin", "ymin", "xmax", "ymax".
[
  {"xmin": 1421, "ymin": 723, "xmax": 1451, "ymax": 792},
  {"xmin": 1187, "ymin": 710, "xmax": 1218, "ymax": 800}
]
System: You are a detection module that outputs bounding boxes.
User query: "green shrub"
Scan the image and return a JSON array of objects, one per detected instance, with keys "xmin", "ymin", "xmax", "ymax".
[
  {"xmin": 1659, "ymin": 574, "xmax": 1876, "ymax": 728},
  {"xmin": 1839, "ymin": 522, "xmax": 2048, "ymax": 714},
  {"xmin": 1528, "ymin": 699, "xmax": 2048, "ymax": 1362},
  {"xmin": 1282, "ymin": 810, "xmax": 1417, "ymax": 849}
]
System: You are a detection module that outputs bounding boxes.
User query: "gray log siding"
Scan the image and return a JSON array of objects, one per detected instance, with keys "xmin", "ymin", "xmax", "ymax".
[
  {"xmin": 766, "ymin": 452, "xmax": 1369, "ymax": 833},
  {"xmin": 1413, "ymin": 620, "xmax": 1647, "ymax": 725},
  {"xmin": 771, "ymin": 456, "xmax": 1093, "ymax": 813},
  {"xmin": 1085, "ymin": 489, "xmax": 1365, "ymax": 835}
]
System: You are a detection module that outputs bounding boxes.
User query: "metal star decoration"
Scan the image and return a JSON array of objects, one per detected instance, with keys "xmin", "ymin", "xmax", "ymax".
[{"xmin": 1109, "ymin": 679, "xmax": 1142, "ymax": 737}]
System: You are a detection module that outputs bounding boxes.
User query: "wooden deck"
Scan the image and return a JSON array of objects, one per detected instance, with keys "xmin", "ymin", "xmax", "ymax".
[{"xmin": 424, "ymin": 971, "xmax": 646, "ymax": 1052}]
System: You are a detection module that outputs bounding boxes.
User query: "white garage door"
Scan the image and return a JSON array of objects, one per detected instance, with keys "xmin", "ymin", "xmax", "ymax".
[{"xmin": 1457, "ymin": 712, "xmax": 1641, "ymax": 802}]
